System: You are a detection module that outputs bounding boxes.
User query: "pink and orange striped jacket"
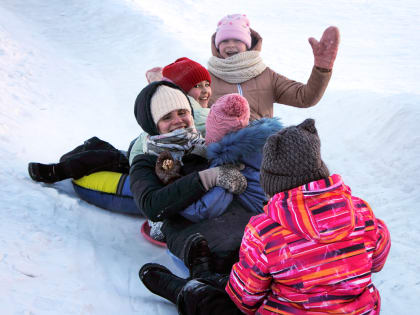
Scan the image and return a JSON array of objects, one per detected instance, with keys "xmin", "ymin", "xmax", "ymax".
[{"xmin": 226, "ymin": 174, "xmax": 390, "ymax": 315}]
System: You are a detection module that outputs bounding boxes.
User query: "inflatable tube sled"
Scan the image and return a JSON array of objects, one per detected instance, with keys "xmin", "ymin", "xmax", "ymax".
[{"xmin": 72, "ymin": 171, "xmax": 142, "ymax": 215}]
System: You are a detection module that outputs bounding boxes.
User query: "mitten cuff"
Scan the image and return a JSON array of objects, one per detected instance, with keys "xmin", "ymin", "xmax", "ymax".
[{"xmin": 198, "ymin": 167, "xmax": 219, "ymax": 191}]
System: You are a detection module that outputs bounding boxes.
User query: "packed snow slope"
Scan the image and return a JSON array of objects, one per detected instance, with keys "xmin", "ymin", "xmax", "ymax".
[{"xmin": 0, "ymin": 0, "xmax": 419, "ymax": 314}]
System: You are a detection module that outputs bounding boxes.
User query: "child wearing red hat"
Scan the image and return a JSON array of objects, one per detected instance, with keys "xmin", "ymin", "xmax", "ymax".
[
  {"xmin": 146, "ymin": 57, "xmax": 212, "ymax": 108},
  {"xmin": 162, "ymin": 57, "xmax": 212, "ymax": 109}
]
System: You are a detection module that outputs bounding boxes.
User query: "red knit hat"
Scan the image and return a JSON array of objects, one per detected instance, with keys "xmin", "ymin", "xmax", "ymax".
[
  {"xmin": 162, "ymin": 57, "xmax": 211, "ymax": 94},
  {"xmin": 205, "ymin": 93, "xmax": 250, "ymax": 145}
]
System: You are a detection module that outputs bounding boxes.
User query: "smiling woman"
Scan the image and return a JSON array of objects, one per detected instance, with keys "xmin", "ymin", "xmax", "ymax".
[
  {"xmin": 130, "ymin": 81, "xmax": 254, "ymax": 277},
  {"xmin": 129, "ymin": 57, "xmax": 213, "ymax": 163}
]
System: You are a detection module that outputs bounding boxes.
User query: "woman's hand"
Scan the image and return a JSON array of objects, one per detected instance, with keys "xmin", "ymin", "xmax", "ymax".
[
  {"xmin": 199, "ymin": 165, "xmax": 247, "ymax": 194},
  {"xmin": 145, "ymin": 67, "xmax": 163, "ymax": 83},
  {"xmin": 308, "ymin": 26, "xmax": 340, "ymax": 70}
]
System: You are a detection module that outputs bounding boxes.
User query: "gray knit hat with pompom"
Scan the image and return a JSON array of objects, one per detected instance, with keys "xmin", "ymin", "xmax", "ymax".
[{"xmin": 260, "ymin": 118, "xmax": 330, "ymax": 196}]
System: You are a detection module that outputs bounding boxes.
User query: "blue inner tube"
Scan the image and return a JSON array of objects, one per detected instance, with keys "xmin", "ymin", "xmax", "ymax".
[{"xmin": 72, "ymin": 171, "xmax": 142, "ymax": 216}]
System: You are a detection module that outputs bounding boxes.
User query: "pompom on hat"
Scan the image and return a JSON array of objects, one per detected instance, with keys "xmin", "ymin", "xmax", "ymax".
[
  {"xmin": 260, "ymin": 119, "xmax": 330, "ymax": 197},
  {"xmin": 162, "ymin": 57, "xmax": 211, "ymax": 94},
  {"xmin": 205, "ymin": 93, "xmax": 250, "ymax": 145},
  {"xmin": 215, "ymin": 14, "xmax": 252, "ymax": 49}
]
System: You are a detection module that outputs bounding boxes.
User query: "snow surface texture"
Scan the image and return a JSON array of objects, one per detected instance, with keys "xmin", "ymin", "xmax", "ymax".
[{"xmin": 1, "ymin": 0, "xmax": 419, "ymax": 314}]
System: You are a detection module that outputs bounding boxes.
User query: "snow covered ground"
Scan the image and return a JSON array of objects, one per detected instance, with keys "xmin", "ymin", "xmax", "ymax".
[{"xmin": 1, "ymin": 0, "xmax": 419, "ymax": 314}]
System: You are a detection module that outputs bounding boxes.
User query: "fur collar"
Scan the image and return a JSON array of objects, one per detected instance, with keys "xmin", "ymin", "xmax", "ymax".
[{"xmin": 207, "ymin": 118, "xmax": 283, "ymax": 165}]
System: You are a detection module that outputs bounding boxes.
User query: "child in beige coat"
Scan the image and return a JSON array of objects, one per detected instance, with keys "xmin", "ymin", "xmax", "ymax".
[{"xmin": 208, "ymin": 14, "xmax": 340, "ymax": 120}]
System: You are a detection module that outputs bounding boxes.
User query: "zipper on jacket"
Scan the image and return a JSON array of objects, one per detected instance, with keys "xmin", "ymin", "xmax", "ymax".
[{"xmin": 237, "ymin": 84, "xmax": 243, "ymax": 96}]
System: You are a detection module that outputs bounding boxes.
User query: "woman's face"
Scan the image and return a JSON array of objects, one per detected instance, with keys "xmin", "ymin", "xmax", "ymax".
[
  {"xmin": 218, "ymin": 39, "xmax": 248, "ymax": 58},
  {"xmin": 157, "ymin": 109, "xmax": 194, "ymax": 134},
  {"xmin": 188, "ymin": 80, "xmax": 212, "ymax": 108}
]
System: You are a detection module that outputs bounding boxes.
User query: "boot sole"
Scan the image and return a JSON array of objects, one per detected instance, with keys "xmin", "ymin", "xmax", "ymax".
[
  {"xmin": 28, "ymin": 163, "xmax": 41, "ymax": 182},
  {"xmin": 139, "ymin": 262, "xmax": 186, "ymax": 303},
  {"xmin": 27, "ymin": 162, "xmax": 58, "ymax": 183}
]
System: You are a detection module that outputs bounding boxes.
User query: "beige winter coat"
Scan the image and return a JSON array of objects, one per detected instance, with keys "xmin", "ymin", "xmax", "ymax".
[{"xmin": 208, "ymin": 29, "xmax": 332, "ymax": 120}]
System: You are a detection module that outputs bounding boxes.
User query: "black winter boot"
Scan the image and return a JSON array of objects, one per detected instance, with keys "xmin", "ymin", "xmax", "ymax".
[
  {"xmin": 28, "ymin": 162, "xmax": 67, "ymax": 183},
  {"xmin": 183, "ymin": 233, "xmax": 213, "ymax": 279},
  {"xmin": 176, "ymin": 278, "xmax": 242, "ymax": 315},
  {"xmin": 139, "ymin": 263, "xmax": 187, "ymax": 304}
]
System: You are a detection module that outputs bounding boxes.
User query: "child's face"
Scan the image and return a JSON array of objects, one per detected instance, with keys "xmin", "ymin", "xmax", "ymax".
[
  {"xmin": 218, "ymin": 39, "xmax": 248, "ymax": 58},
  {"xmin": 157, "ymin": 109, "xmax": 194, "ymax": 134},
  {"xmin": 188, "ymin": 80, "xmax": 212, "ymax": 108}
]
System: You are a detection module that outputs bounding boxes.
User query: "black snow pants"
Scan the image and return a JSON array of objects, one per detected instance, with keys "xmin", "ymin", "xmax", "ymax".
[
  {"xmin": 59, "ymin": 136, "xmax": 130, "ymax": 179},
  {"xmin": 161, "ymin": 199, "xmax": 254, "ymax": 275}
]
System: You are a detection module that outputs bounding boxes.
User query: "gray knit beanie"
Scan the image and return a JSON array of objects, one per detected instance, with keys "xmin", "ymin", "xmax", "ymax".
[{"xmin": 260, "ymin": 118, "xmax": 330, "ymax": 197}]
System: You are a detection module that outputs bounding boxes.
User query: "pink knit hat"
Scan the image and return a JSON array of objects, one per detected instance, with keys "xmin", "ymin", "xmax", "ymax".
[
  {"xmin": 215, "ymin": 14, "xmax": 252, "ymax": 49},
  {"xmin": 205, "ymin": 93, "xmax": 250, "ymax": 145}
]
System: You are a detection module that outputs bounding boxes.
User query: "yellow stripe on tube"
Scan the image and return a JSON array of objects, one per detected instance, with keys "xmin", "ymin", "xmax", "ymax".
[{"xmin": 72, "ymin": 171, "xmax": 121, "ymax": 194}]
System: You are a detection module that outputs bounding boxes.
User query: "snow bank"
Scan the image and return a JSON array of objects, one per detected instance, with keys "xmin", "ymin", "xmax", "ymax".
[{"xmin": 1, "ymin": 0, "xmax": 419, "ymax": 314}]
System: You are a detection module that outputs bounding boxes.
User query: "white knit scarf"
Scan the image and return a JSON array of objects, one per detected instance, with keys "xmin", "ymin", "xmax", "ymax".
[{"xmin": 207, "ymin": 51, "xmax": 267, "ymax": 84}]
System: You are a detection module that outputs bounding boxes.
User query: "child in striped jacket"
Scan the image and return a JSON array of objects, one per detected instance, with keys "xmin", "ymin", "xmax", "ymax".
[{"xmin": 226, "ymin": 118, "xmax": 391, "ymax": 314}]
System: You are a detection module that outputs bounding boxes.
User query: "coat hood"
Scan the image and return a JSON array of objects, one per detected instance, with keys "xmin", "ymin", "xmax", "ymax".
[
  {"xmin": 134, "ymin": 81, "xmax": 193, "ymax": 136},
  {"xmin": 206, "ymin": 118, "xmax": 282, "ymax": 166},
  {"xmin": 264, "ymin": 174, "xmax": 356, "ymax": 243},
  {"xmin": 211, "ymin": 28, "xmax": 263, "ymax": 58}
]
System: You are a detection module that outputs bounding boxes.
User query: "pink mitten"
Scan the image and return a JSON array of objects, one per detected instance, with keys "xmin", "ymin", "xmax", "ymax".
[
  {"xmin": 145, "ymin": 67, "xmax": 163, "ymax": 83},
  {"xmin": 308, "ymin": 26, "xmax": 340, "ymax": 70}
]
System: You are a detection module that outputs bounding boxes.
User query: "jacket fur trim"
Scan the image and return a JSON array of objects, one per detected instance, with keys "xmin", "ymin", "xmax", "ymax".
[{"xmin": 206, "ymin": 118, "xmax": 283, "ymax": 166}]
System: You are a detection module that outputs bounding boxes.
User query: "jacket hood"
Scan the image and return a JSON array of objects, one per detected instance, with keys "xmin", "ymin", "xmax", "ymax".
[
  {"xmin": 264, "ymin": 174, "xmax": 356, "ymax": 243},
  {"xmin": 211, "ymin": 28, "xmax": 263, "ymax": 58},
  {"xmin": 207, "ymin": 118, "xmax": 282, "ymax": 166},
  {"xmin": 134, "ymin": 81, "xmax": 193, "ymax": 136}
]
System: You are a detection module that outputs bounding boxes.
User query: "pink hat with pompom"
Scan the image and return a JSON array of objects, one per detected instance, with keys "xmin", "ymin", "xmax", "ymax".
[
  {"xmin": 205, "ymin": 93, "xmax": 250, "ymax": 145},
  {"xmin": 215, "ymin": 14, "xmax": 252, "ymax": 49}
]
